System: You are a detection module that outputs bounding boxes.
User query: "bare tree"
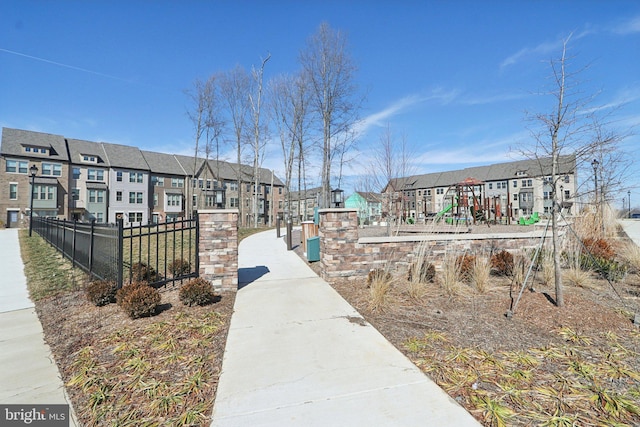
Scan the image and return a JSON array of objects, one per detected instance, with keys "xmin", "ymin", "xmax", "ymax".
[
  {"xmin": 522, "ymin": 35, "xmax": 631, "ymax": 307},
  {"xmin": 249, "ymin": 54, "xmax": 271, "ymax": 228},
  {"xmin": 364, "ymin": 124, "xmax": 415, "ymax": 235},
  {"xmin": 270, "ymin": 71, "xmax": 311, "ymax": 221},
  {"xmin": 299, "ymin": 22, "xmax": 361, "ymax": 208},
  {"xmin": 220, "ymin": 65, "xmax": 251, "ymax": 226}
]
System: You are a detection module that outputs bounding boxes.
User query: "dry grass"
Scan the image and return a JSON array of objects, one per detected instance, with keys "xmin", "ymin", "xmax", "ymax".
[
  {"xmin": 620, "ymin": 241, "xmax": 640, "ymax": 274},
  {"xmin": 470, "ymin": 256, "xmax": 491, "ymax": 293},
  {"xmin": 563, "ymin": 266, "xmax": 593, "ymax": 288},
  {"xmin": 407, "ymin": 240, "xmax": 434, "ymax": 300},
  {"xmin": 540, "ymin": 252, "xmax": 555, "ymax": 287},
  {"xmin": 368, "ymin": 267, "xmax": 394, "ymax": 312},
  {"xmin": 441, "ymin": 251, "xmax": 462, "ymax": 296}
]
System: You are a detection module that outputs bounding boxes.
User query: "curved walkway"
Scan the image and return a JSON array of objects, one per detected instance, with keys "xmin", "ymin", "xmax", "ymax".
[
  {"xmin": 210, "ymin": 228, "xmax": 480, "ymax": 426},
  {"xmin": 619, "ymin": 219, "xmax": 640, "ymax": 246}
]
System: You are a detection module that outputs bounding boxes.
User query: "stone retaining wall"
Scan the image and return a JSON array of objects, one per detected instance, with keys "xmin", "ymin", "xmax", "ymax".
[
  {"xmin": 318, "ymin": 208, "xmax": 558, "ymax": 280},
  {"xmin": 198, "ymin": 209, "xmax": 238, "ymax": 291}
]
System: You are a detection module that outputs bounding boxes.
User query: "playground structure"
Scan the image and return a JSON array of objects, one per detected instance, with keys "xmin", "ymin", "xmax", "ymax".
[{"xmin": 433, "ymin": 177, "xmax": 510, "ymax": 226}]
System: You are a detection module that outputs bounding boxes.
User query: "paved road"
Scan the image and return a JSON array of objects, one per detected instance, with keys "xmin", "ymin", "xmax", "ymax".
[
  {"xmin": 620, "ymin": 219, "xmax": 640, "ymax": 246},
  {"xmin": 210, "ymin": 228, "xmax": 480, "ymax": 426}
]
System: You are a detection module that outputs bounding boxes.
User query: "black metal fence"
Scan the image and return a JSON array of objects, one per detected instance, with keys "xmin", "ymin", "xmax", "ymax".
[{"xmin": 31, "ymin": 217, "xmax": 199, "ymax": 288}]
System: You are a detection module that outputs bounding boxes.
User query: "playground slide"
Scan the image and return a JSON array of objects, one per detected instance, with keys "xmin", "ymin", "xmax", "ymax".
[
  {"xmin": 437, "ymin": 204, "xmax": 456, "ymax": 216},
  {"xmin": 519, "ymin": 212, "xmax": 540, "ymax": 225}
]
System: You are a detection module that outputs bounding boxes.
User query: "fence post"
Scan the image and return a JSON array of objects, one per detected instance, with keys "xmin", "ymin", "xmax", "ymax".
[
  {"xmin": 71, "ymin": 219, "xmax": 77, "ymax": 268},
  {"xmin": 61, "ymin": 219, "xmax": 66, "ymax": 257},
  {"xmin": 117, "ymin": 217, "xmax": 124, "ymax": 289},
  {"xmin": 88, "ymin": 219, "xmax": 95, "ymax": 275},
  {"xmin": 194, "ymin": 215, "xmax": 200, "ymax": 278}
]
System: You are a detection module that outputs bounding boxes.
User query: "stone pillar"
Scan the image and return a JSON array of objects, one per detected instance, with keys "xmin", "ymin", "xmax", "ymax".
[
  {"xmin": 198, "ymin": 209, "xmax": 238, "ymax": 292},
  {"xmin": 318, "ymin": 208, "xmax": 359, "ymax": 280}
]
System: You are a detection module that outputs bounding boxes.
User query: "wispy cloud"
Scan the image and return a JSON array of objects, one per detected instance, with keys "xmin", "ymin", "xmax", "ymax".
[
  {"xmin": 500, "ymin": 39, "xmax": 564, "ymax": 68},
  {"xmin": 612, "ymin": 15, "xmax": 640, "ymax": 35},
  {"xmin": 460, "ymin": 91, "xmax": 528, "ymax": 106},
  {"xmin": 0, "ymin": 48, "xmax": 133, "ymax": 83},
  {"xmin": 354, "ymin": 88, "xmax": 460, "ymax": 137}
]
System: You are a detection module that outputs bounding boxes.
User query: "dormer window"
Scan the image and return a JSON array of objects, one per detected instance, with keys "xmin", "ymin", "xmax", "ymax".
[
  {"xmin": 24, "ymin": 146, "xmax": 48, "ymax": 155},
  {"xmin": 516, "ymin": 170, "xmax": 527, "ymax": 177},
  {"xmin": 82, "ymin": 155, "xmax": 97, "ymax": 163}
]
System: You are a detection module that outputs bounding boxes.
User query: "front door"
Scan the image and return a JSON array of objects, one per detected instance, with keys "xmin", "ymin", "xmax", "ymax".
[{"xmin": 6, "ymin": 210, "xmax": 19, "ymax": 228}]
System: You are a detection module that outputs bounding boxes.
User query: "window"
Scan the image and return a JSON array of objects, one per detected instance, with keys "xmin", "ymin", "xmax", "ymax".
[
  {"xmin": 521, "ymin": 179, "xmax": 532, "ymax": 187},
  {"xmin": 116, "ymin": 171, "xmax": 123, "ymax": 182},
  {"xmin": 129, "ymin": 192, "xmax": 143, "ymax": 204},
  {"xmin": 516, "ymin": 170, "xmax": 526, "ymax": 177},
  {"xmin": 153, "ymin": 193, "xmax": 158, "ymax": 207},
  {"xmin": 230, "ymin": 197, "xmax": 239, "ymax": 208},
  {"xmin": 564, "ymin": 190, "xmax": 570, "ymax": 200},
  {"xmin": 9, "ymin": 183, "xmax": 18, "ymax": 200},
  {"xmin": 33, "ymin": 185, "xmax": 54, "ymax": 200},
  {"xmin": 151, "ymin": 176, "xmax": 164, "ymax": 186},
  {"xmin": 87, "ymin": 169, "xmax": 104, "ymax": 181},
  {"xmin": 426, "ymin": 189, "xmax": 431, "ymax": 196},
  {"xmin": 88, "ymin": 189, "xmax": 104, "ymax": 203},
  {"xmin": 71, "ymin": 188, "xmax": 79, "ymax": 200},
  {"xmin": 564, "ymin": 175, "xmax": 570, "ymax": 183},
  {"xmin": 116, "ymin": 191, "xmax": 122, "ymax": 202},
  {"xmin": 543, "ymin": 191, "xmax": 550, "ymax": 200},
  {"xmin": 279, "ymin": 187, "xmax": 282, "ymax": 195},
  {"xmin": 436, "ymin": 188, "xmax": 444, "ymax": 195},
  {"xmin": 488, "ymin": 183, "xmax": 492, "ymax": 190},
  {"xmin": 228, "ymin": 181, "xmax": 238, "ymax": 191},
  {"xmin": 513, "ymin": 180, "xmax": 518, "ymax": 188},
  {"xmin": 171, "ymin": 178, "xmax": 184, "ymax": 188},
  {"xmin": 129, "ymin": 172, "xmax": 143, "ymax": 183},
  {"xmin": 129, "ymin": 212, "xmax": 143, "ymax": 223},
  {"xmin": 42, "ymin": 163, "xmax": 62, "ymax": 176},
  {"xmin": 96, "ymin": 212, "xmax": 104, "ymax": 223},
  {"xmin": 513, "ymin": 193, "xmax": 518, "ymax": 201},
  {"xmin": 6, "ymin": 160, "xmax": 29, "ymax": 174},
  {"xmin": 72, "ymin": 168, "xmax": 80, "ymax": 179},
  {"xmin": 206, "ymin": 179, "xmax": 212, "ymax": 189},
  {"xmin": 25, "ymin": 147, "xmax": 31, "ymax": 152},
  {"xmin": 192, "ymin": 195, "xmax": 197, "ymax": 207},
  {"xmin": 166, "ymin": 194, "xmax": 181, "ymax": 207},
  {"xmin": 246, "ymin": 184, "xmax": 251, "ymax": 192},
  {"xmin": 192, "ymin": 178, "xmax": 197, "ymax": 188}
]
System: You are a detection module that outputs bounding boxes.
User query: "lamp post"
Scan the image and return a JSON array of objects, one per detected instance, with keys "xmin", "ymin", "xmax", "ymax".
[
  {"xmin": 28, "ymin": 164, "xmax": 38, "ymax": 236},
  {"xmin": 628, "ymin": 190, "xmax": 631, "ymax": 218}
]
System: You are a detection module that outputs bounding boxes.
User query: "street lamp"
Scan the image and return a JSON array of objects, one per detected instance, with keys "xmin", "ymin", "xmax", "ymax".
[
  {"xmin": 331, "ymin": 188, "xmax": 344, "ymax": 208},
  {"xmin": 28, "ymin": 164, "xmax": 38, "ymax": 236},
  {"xmin": 628, "ymin": 190, "xmax": 631, "ymax": 219}
]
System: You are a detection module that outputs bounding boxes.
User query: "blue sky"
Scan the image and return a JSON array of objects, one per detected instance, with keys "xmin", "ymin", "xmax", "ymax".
[{"xmin": 2, "ymin": 1, "xmax": 639, "ymax": 205}]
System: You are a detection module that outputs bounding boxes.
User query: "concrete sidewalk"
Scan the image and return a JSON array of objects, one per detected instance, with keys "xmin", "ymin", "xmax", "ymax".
[
  {"xmin": 619, "ymin": 219, "xmax": 640, "ymax": 246},
  {"xmin": 210, "ymin": 229, "xmax": 480, "ymax": 426},
  {"xmin": 0, "ymin": 229, "xmax": 77, "ymax": 424}
]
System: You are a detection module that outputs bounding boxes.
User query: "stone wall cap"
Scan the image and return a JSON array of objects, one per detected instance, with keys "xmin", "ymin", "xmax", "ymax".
[
  {"xmin": 358, "ymin": 230, "xmax": 555, "ymax": 243},
  {"xmin": 318, "ymin": 208, "xmax": 358, "ymax": 213},
  {"xmin": 197, "ymin": 209, "xmax": 239, "ymax": 214}
]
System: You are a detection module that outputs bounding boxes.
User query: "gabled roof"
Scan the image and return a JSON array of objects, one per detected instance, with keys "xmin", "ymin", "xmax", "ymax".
[
  {"xmin": 141, "ymin": 151, "xmax": 187, "ymax": 176},
  {"xmin": 355, "ymin": 191, "xmax": 382, "ymax": 203},
  {"xmin": 288, "ymin": 186, "xmax": 322, "ymax": 200},
  {"xmin": 205, "ymin": 158, "xmax": 285, "ymax": 186},
  {"xmin": 1, "ymin": 127, "xmax": 69, "ymax": 161},
  {"xmin": 100, "ymin": 142, "xmax": 149, "ymax": 170},
  {"xmin": 66, "ymin": 138, "xmax": 109, "ymax": 166},
  {"xmin": 390, "ymin": 155, "xmax": 576, "ymax": 192}
]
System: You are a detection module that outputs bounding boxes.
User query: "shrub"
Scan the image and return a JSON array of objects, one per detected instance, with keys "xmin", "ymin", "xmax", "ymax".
[
  {"xmin": 455, "ymin": 254, "xmax": 476, "ymax": 282},
  {"xmin": 491, "ymin": 250, "xmax": 514, "ymax": 276},
  {"xmin": 179, "ymin": 278, "xmax": 217, "ymax": 307},
  {"xmin": 582, "ymin": 238, "xmax": 615, "ymax": 262},
  {"xmin": 367, "ymin": 269, "xmax": 391, "ymax": 288},
  {"xmin": 595, "ymin": 259, "xmax": 627, "ymax": 282},
  {"xmin": 116, "ymin": 282, "xmax": 161, "ymax": 319},
  {"xmin": 86, "ymin": 280, "xmax": 117, "ymax": 306},
  {"xmin": 407, "ymin": 262, "xmax": 436, "ymax": 283},
  {"xmin": 169, "ymin": 258, "xmax": 191, "ymax": 277},
  {"xmin": 130, "ymin": 262, "xmax": 158, "ymax": 283}
]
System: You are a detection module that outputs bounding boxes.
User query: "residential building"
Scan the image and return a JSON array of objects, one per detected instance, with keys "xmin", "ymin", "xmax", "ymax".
[
  {"xmin": 66, "ymin": 138, "xmax": 109, "ymax": 223},
  {"xmin": 284, "ymin": 187, "xmax": 322, "ymax": 223},
  {"xmin": 384, "ymin": 155, "xmax": 577, "ymax": 221},
  {"xmin": 1, "ymin": 127, "xmax": 285, "ymax": 227},
  {"xmin": 345, "ymin": 191, "xmax": 382, "ymax": 224},
  {"xmin": 0, "ymin": 128, "xmax": 70, "ymax": 227}
]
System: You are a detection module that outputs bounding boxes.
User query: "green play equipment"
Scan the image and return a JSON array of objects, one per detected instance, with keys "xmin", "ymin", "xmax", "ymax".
[{"xmin": 518, "ymin": 212, "xmax": 540, "ymax": 225}]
